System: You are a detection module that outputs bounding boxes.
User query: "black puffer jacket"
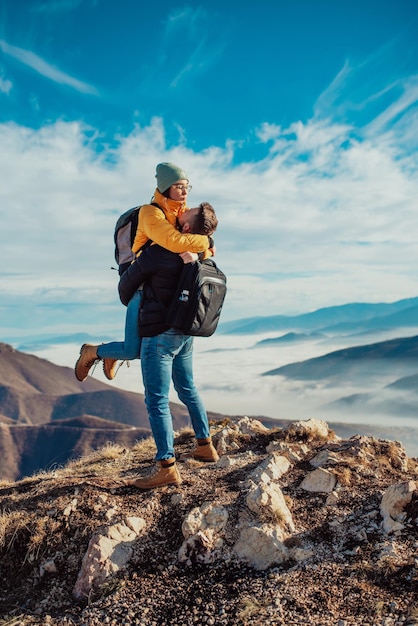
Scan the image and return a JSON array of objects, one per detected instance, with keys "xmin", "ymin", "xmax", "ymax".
[{"xmin": 118, "ymin": 244, "xmax": 184, "ymax": 337}]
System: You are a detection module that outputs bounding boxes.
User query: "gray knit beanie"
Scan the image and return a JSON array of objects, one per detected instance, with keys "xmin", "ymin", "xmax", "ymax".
[{"xmin": 155, "ymin": 162, "xmax": 189, "ymax": 193}]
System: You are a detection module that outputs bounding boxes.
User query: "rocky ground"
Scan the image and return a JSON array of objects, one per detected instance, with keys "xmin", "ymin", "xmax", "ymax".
[{"xmin": 0, "ymin": 417, "xmax": 417, "ymax": 626}]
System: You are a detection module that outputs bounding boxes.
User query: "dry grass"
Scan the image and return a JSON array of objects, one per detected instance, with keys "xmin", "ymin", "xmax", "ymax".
[
  {"xmin": 0, "ymin": 509, "xmax": 31, "ymax": 551},
  {"xmin": 25, "ymin": 516, "xmax": 61, "ymax": 561},
  {"xmin": 0, "ymin": 480, "xmax": 14, "ymax": 489},
  {"xmin": 236, "ymin": 596, "xmax": 265, "ymax": 622},
  {"xmin": 333, "ymin": 466, "xmax": 352, "ymax": 486},
  {"xmin": 131, "ymin": 436, "xmax": 157, "ymax": 457},
  {"xmin": 0, "ymin": 616, "xmax": 34, "ymax": 625}
]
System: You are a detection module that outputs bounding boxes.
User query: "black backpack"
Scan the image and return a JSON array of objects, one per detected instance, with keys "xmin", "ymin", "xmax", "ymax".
[
  {"xmin": 113, "ymin": 202, "xmax": 161, "ymax": 276},
  {"xmin": 166, "ymin": 258, "xmax": 227, "ymax": 337}
]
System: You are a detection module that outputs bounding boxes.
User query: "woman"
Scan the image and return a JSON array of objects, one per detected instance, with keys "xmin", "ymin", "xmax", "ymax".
[{"xmin": 75, "ymin": 162, "xmax": 215, "ymax": 382}]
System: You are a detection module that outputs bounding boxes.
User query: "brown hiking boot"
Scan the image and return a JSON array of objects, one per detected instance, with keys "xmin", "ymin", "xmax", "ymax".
[
  {"xmin": 183, "ymin": 437, "xmax": 219, "ymax": 463},
  {"xmin": 128, "ymin": 458, "xmax": 182, "ymax": 490},
  {"xmin": 74, "ymin": 344, "xmax": 100, "ymax": 382},
  {"xmin": 103, "ymin": 358, "xmax": 118, "ymax": 380}
]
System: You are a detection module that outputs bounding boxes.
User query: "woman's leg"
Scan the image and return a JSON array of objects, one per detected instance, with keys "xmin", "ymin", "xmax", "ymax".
[{"xmin": 97, "ymin": 290, "xmax": 142, "ymax": 360}]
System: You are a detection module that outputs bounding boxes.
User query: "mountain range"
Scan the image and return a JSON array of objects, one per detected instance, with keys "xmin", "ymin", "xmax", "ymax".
[
  {"xmin": 263, "ymin": 334, "xmax": 418, "ymax": 381},
  {"xmin": 219, "ymin": 296, "xmax": 418, "ymax": 335}
]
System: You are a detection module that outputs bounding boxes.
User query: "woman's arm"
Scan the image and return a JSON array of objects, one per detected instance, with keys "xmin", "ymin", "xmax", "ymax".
[{"xmin": 137, "ymin": 204, "xmax": 210, "ymax": 253}]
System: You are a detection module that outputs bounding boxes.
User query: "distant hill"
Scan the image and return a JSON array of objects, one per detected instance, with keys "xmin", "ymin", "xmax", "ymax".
[
  {"xmin": 263, "ymin": 334, "xmax": 418, "ymax": 381},
  {"xmin": 255, "ymin": 331, "xmax": 325, "ymax": 346},
  {"xmin": 325, "ymin": 388, "xmax": 418, "ymax": 420},
  {"xmin": 0, "ymin": 343, "xmax": 225, "ymax": 480},
  {"xmin": 0, "ymin": 415, "xmax": 151, "ymax": 481},
  {"xmin": 386, "ymin": 373, "xmax": 418, "ymax": 391},
  {"xmin": 320, "ymin": 304, "xmax": 418, "ymax": 334},
  {"xmin": 219, "ymin": 296, "xmax": 418, "ymax": 335}
]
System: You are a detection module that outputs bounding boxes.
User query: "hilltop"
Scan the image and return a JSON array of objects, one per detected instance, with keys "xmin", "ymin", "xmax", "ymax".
[{"xmin": 0, "ymin": 417, "xmax": 417, "ymax": 625}]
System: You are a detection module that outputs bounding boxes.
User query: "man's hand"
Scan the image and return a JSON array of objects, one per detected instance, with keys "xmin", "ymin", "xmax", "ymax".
[{"xmin": 180, "ymin": 251, "xmax": 199, "ymax": 264}]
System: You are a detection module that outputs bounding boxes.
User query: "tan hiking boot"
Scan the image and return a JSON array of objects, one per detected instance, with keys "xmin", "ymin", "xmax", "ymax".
[
  {"xmin": 74, "ymin": 344, "xmax": 100, "ymax": 382},
  {"xmin": 103, "ymin": 358, "xmax": 118, "ymax": 380},
  {"xmin": 186, "ymin": 437, "xmax": 219, "ymax": 463},
  {"xmin": 129, "ymin": 458, "xmax": 182, "ymax": 490}
]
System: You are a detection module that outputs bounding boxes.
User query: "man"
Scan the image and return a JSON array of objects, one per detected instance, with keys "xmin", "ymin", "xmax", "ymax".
[{"xmin": 119, "ymin": 202, "xmax": 219, "ymax": 489}]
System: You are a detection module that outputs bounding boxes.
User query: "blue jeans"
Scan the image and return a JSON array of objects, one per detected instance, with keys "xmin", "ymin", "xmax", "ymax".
[
  {"xmin": 97, "ymin": 290, "xmax": 142, "ymax": 360},
  {"xmin": 140, "ymin": 328, "xmax": 210, "ymax": 461}
]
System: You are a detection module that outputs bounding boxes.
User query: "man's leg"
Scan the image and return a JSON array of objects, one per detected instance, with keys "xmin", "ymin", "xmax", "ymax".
[
  {"xmin": 140, "ymin": 329, "xmax": 181, "ymax": 461},
  {"xmin": 172, "ymin": 336, "xmax": 218, "ymax": 462},
  {"xmin": 172, "ymin": 336, "xmax": 210, "ymax": 440},
  {"xmin": 128, "ymin": 330, "xmax": 184, "ymax": 489}
]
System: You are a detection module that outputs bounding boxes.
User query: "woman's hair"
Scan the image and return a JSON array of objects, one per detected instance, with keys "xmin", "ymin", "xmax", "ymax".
[{"xmin": 191, "ymin": 202, "xmax": 218, "ymax": 235}]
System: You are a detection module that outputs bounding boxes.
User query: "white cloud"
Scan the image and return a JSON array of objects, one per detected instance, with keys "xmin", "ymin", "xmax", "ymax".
[
  {"xmin": 0, "ymin": 39, "xmax": 99, "ymax": 95},
  {"xmin": 0, "ymin": 75, "xmax": 12, "ymax": 94},
  {"xmin": 1, "ymin": 66, "xmax": 418, "ymax": 339}
]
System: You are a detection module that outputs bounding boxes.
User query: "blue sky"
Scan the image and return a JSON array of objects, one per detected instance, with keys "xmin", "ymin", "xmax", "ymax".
[{"xmin": 1, "ymin": 0, "xmax": 418, "ymax": 343}]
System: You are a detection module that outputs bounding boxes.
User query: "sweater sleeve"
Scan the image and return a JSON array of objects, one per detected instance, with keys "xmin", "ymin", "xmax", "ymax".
[{"xmin": 137, "ymin": 204, "xmax": 210, "ymax": 254}]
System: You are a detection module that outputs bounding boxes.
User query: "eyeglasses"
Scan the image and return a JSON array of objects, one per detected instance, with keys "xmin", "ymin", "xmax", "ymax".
[{"xmin": 172, "ymin": 184, "xmax": 192, "ymax": 192}]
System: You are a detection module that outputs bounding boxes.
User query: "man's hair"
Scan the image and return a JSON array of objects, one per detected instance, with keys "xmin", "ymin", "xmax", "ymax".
[{"xmin": 190, "ymin": 202, "xmax": 218, "ymax": 235}]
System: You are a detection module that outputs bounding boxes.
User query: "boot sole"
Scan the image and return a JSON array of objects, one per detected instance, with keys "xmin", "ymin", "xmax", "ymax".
[{"xmin": 74, "ymin": 356, "xmax": 88, "ymax": 382}]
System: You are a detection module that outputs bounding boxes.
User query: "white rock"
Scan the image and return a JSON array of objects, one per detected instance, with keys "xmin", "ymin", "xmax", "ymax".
[
  {"xmin": 310, "ymin": 450, "xmax": 342, "ymax": 468},
  {"xmin": 246, "ymin": 482, "xmax": 295, "ymax": 533},
  {"xmin": 214, "ymin": 426, "xmax": 235, "ymax": 456},
  {"xmin": 233, "ymin": 523, "xmax": 289, "ymax": 570},
  {"xmin": 300, "ymin": 468, "xmax": 337, "ymax": 493},
  {"xmin": 181, "ymin": 502, "xmax": 228, "ymax": 539},
  {"xmin": 217, "ymin": 455, "xmax": 236, "ymax": 468},
  {"xmin": 178, "ymin": 529, "xmax": 223, "ymax": 565},
  {"xmin": 72, "ymin": 516, "xmax": 146, "ymax": 601},
  {"xmin": 325, "ymin": 491, "xmax": 340, "ymax": 505},
  {"xmin": 126, "ymin": 516, "xmax": 146, "ymax": 535},
  {"xmin": 283, "ymin": 418, "xmax": 332, "ymax": 441},
  {"xmin": 266, "ymin": 441, "xmax": 302, "ymax": 462},
  {"xmin": 249, "ymin": 453, "xmax": 291, "ymax": 484},
  {"xmin": 234, "ymin": 417, "xmax": 269, "ymax": 435},
  {"xmin": 380, "ymin": 481, "xmax": 416, "ymax": 533}
]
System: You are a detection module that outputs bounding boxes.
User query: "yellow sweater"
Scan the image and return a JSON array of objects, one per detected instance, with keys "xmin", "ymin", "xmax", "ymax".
[{"xmin": 132, "ymin": 189, "xmax": 211, "ymax": 257}]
